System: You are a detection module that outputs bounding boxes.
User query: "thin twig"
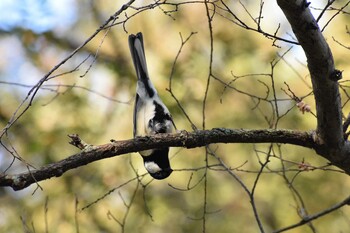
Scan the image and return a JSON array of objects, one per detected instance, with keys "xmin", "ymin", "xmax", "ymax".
[{"xmin": 273, "ymin": 195, "xmax": 350, "ymax": 233}]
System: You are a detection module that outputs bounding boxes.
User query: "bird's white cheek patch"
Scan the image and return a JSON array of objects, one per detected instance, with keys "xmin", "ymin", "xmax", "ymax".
[{"xmin": 144, "ymin": 161, "xmax": 162, "ymax": 173}]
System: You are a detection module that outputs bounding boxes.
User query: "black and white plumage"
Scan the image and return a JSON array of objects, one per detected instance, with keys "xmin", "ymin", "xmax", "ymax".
[{"xmin": 128, "ymin": 32, "xmax": 176, "ymax": 180}]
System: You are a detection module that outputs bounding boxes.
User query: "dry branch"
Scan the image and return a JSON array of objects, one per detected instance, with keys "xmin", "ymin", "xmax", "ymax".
[
  {"xmin": 277, "ymin": 0, "xmax": 350, "ymax": 172},
  {"xmin": 0, "ymin": 128, "xmax": 316, "ymax": 191}
]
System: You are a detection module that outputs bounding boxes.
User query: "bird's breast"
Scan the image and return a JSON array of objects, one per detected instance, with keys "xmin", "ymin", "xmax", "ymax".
[{"xmin": 135, "ymin": 100, "xmax": 155, "ymax": 137}]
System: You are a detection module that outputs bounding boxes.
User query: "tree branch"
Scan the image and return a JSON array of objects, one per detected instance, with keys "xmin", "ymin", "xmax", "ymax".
[
  {"xmin": 273, "ymin": 194, "xmax": 350, "ymax": 233},
  {"xmin": 0, "ymin": 128, "xmax": 316, "ymax": 191},
  {"xmin": 276, "ymin": 0, "xmax": 349, "ymax": 167}
]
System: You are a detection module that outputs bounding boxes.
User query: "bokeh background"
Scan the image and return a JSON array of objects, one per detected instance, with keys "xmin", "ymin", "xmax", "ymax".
[{"xmin": 1, "ymin": 0, "xmax": 350, "ymax": 232}]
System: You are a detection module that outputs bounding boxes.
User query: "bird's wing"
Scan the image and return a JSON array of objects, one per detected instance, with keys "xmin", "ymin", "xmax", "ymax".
[{"xmin": 133, "ymin": 93, "xmax": 140, "ymax": 137}]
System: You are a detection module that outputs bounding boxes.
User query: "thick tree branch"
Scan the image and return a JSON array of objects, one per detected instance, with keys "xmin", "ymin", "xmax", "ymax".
[
  {"xmin": 0, "ymin": 128, "xmax": 315, "ymax": 191},
  {"xmin": 277, "ymin": 0, "xmax": 350, "ymax": 166}
]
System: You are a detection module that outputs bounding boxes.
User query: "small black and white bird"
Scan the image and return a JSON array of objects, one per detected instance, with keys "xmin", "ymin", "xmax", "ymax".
[{"xmin": 128, "ymin": 32, "xmax": 176, "ymax": 180}]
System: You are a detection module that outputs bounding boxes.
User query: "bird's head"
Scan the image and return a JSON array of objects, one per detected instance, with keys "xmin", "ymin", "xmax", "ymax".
[
  {"xmin": 144, "ymin": 161, "xmax": 173, "ymax": 180},
  {"xmin": 143, "ymin": 148, "xmax": 172, "ymax": 180}
]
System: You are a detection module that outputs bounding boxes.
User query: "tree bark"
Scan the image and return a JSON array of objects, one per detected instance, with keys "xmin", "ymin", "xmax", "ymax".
[
  {"xmin": 0, "ymin": 128, "xmax": 315, "ymax": 191},
  {"xmin": 277, "ymin": 0, "xmax": 350, "ymax": 171}
]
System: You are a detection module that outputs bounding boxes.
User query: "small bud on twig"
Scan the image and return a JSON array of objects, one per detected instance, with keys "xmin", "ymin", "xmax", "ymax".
[{"xmin": 296, "ymin": 101, "xmax": 311, "ymax": 114}]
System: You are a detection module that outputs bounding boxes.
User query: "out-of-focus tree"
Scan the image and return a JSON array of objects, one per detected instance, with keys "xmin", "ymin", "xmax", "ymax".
[{"xmin": 1, "ymin": 0, "xmax": 350, "ymax": 232}]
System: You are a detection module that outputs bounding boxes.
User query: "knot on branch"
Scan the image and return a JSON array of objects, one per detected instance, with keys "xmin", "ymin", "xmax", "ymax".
[
  {"xmin": 329, "ymin": 69, "xmax": 343, "ymax": 81},
  {"xmin": 68, "ymin": 134, "xmax": 96, "ymax": 151},
  {"xmin": 302, "ymin": 0, "xmax": 311, "ymax": 9}
]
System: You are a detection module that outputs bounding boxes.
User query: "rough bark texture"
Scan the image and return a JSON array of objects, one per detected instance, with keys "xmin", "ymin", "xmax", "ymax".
[
  {"xmin": 0, "ymin": 128, "xmax": 315, "ymax": 190},
  {"xmin": 277, "ymin": 0, "xmax": 350, "ymax": 172}
]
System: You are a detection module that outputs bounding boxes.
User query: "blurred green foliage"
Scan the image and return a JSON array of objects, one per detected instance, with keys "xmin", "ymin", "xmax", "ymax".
[{"xmin": 1, "ymin": 0, "xmax": 350, "ymax": 232}]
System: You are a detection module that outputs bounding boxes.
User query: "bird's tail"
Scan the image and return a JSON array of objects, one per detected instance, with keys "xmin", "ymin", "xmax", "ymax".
[
  {"xmin": 129, "ymin": 32, "xmax": 157, "ymax": 98},
  {"xmin": 128, "ymin": 32, "xmax": 150, "ymax": 82}
]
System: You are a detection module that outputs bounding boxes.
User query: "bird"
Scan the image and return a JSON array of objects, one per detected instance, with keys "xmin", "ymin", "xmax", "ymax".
[{"xmin": 128, "ymin": 32, "xmax": 176, "ymax": 180}]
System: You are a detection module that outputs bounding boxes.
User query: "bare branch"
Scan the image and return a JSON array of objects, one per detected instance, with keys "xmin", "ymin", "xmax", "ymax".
[
  {"xmin": 167, "ymin": 31, "xmax": 198, "ymax": 130},
  {"xmin": 321, "ymin": 1, "xmax": 350, "ymax": 32},
  {"xmin": 0, "ymin": 128, "xmax": 316, "ymax": 191},
  {"xmin": 333, "ymin": 36, "xmax": 350, "ymax": 50},
  {"xmin": 273, "ymin": 195, "xmax": 350, "ymax": 233},
  {"xmin": 218, "ymin": 0, "xmax": 299, "ymax": 45},
  {"xmin": 316, "ymin": 0, "xmax": 335, "ymax": 23},
  {"xmin": 277, "ymin": 0, "xmax": 343, "ymax": 152}
]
